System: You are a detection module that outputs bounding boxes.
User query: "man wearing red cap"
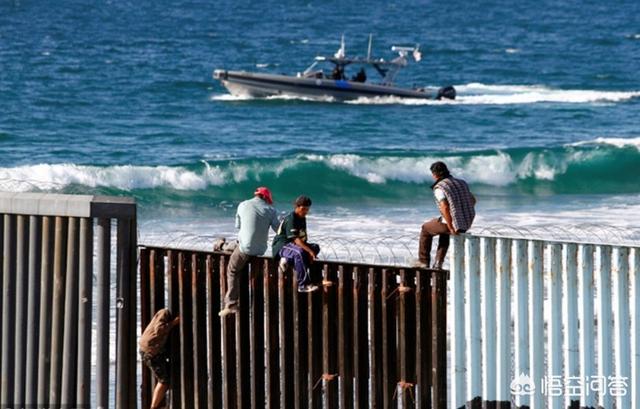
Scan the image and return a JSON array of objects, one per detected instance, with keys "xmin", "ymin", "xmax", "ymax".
[{"xmin": 219, "ymin": 187, "xmax": 279, "ymax": 317}]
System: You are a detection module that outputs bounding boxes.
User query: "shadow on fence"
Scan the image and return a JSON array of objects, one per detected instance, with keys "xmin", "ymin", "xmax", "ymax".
[{"xmin": 139, "ymin": 247, "xmax": 448, "ymax": 409}]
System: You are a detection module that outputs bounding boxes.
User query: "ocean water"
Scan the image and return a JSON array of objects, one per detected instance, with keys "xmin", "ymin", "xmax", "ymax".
[{"xmin": 2, "ymin": 0, "xmax": 640, "ymax": 257}]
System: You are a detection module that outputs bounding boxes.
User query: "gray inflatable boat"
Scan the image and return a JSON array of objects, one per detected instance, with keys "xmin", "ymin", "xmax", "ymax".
[{"xmin": 213, "ymin": 37, "xmax": 456, "ymax": 101}]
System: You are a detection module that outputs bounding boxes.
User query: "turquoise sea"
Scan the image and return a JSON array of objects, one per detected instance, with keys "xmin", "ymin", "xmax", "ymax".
[{"xmin": 2, "ymin": 0, "xmax": 640, "ymax": 254}]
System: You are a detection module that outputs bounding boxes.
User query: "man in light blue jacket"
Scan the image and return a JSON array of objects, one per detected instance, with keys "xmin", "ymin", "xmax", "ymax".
[{"xmin": 219, "ymin": 187, "xmax": 279, "ymax": 317}]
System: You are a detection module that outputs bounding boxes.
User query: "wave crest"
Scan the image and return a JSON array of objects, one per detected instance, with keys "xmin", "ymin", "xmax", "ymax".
[{"xmin": 1, "ymin": 141, "xmax": 638, "ymax": 197}]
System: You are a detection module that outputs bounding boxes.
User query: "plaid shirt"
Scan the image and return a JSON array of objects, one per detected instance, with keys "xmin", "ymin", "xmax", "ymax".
[{"xmin": 433, "ymin": 176, "xmax": 475, "ymax": 232}]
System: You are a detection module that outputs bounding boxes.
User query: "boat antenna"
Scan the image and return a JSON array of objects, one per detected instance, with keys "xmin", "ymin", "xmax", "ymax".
[
  {"xmin": 335, "ymin": 34, "xmax": 346, "ymax": 59},
  {"xmin": 367, "ymin": 34, "xmax": 373, "ymax": 59}
]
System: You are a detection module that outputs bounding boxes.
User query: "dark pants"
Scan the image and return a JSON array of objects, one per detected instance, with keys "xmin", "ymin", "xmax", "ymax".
[
  {"xmin": 223, "ymin": 247, "xmax": 253, "ymax": 307},
  {"xmin": 419, "ymin": 218, "xmax": 451, "ymax": 267},
  {"xmin": 279, "ymin": 242, "xmax": 320, "ymax": 287},
  {"xmin": 141, "ymin": 350, "xmax": 170, "ymax": 385}
]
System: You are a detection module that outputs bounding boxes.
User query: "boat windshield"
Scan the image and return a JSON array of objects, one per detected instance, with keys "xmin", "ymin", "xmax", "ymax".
[{"xmin": 300, "ymin": 41, "xmax": 419, "ymax": 86}]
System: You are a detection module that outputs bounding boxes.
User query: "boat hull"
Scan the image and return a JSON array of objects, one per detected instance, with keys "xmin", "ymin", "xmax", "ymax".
[{"xmin": 213, "ymin": 70, "xmax": 443, "ymax": 100}]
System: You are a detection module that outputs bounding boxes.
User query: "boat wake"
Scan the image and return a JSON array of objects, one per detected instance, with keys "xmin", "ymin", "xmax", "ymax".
[
  {"xmin": 212, "ymin": 83, "xmax": 640, "ymax": 105},
  {"xmin": 346, "ymin": 83, "xmax": 640, "ymax": 105},
  {"xmin": 454, "ymin": 83, "xmax": 640, "ymax": 105}
]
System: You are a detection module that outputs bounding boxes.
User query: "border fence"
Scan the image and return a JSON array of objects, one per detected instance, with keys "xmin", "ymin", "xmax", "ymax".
[
  {"xmin": 2, "ymin": 192, "xmax": 640, "ymax": 408},
  {"xmin": 138, "ymin": 247, "xmax": 448, "ymax": 409},
  {"xmin": 0, "ymin": 192, "xmax": 137, "ymax": 409},
  {"xmin": 449, "ymin": 234, "xmax": 640, "ymax": 409}
]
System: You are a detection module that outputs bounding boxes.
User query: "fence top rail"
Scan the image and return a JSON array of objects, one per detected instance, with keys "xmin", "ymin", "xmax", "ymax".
[
  {"xmin": 0, "ymin": 191, "xmax": 136, "ymax": 219},
  {"xmin": 139, "ymin": 244, "xmax": 445, "ymax": 273}
]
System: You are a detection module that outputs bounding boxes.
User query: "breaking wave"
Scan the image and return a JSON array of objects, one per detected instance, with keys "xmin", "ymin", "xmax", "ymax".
[{"xmin": 2, "ymin": 138, "xmax": 639, "ymax": 202}]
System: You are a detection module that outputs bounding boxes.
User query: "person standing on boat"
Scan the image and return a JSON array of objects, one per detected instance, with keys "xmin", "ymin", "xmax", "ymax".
[
  {"xmin": 219, "ymin": 187, "xmax": 279, "ymax": 317},
  {"xmin": 331, "ymin": 65, "xmax": 344, "ymax": 80},
  {"xmin": 352, "ymin": 67, "xmax": 366, "ymax": 82},
  {"xmin": 416, "ymin": 161, "xmax": 476, "ymax": 269},
  {"xmin": 272, "ymin": 195, "xmax": 321, "ymax": 292}
]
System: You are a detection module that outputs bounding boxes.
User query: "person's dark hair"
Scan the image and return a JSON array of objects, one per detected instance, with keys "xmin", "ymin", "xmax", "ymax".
[
  {"xmin": 294, "ymin": 195, "xmax": 312, "ymax": 207},
  {"xmin": 430, "ymin": 161, "xmax": 450, "ymax": 178}
]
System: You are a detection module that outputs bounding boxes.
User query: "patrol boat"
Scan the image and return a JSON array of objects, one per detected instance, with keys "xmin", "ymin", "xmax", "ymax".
[{"xmin": 213, "ymin": 36, "xmax": 456, "ymax": 101}]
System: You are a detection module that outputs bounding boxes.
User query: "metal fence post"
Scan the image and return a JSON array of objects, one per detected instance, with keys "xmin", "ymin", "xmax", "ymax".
[
  {"xmin": 25, "ymin": 215, "xmax": 42, "ymax": 406},
  {"xmin": 631, "ymin": 248, "xmax": 640, "ymax": 409},
  {"xmin": 528, "ymin": 240, "xmax": 544, "ymax": 408},
  {"xmin": 513, "ymin": 239, "xmax": 529, "ymax": 408},
  {"xmin": 578, "ymin": 244, "xmax": 595, "ymax": 408},
  {"xmin": 14, "ymin": 215, "xmax": 29, "ymax": 406},
  {"xmin": 495, "ymin": 238, "xmax": 511, "ymax": 404},
  {"xmin": 464, "ymin": 237, "xmax": 481, "ymax": 403},
  {"xmin": 613, "ymin": 247, "xmax": 631, "ymax": 409},
  {"xmin": 49, "ymin": 216, "xmax": 68, "ymax": 406},
  {"xmin": 481, "ymin": 237, "xmax": 496, "ymax": 404},
  {"xmin": 563, "ymin": 243, "xmax": 579, "ymax": 409},
  {"xmin": 77, "ymin": 217, "xmax": 93, "ymax": 405},
  {"xmin": 96, "ymin": 218, "xmax": 111, "ymax": 409},
  {"xmin": 61, "ymin": 217, "xmax": 79, "ymax": 405},
  {"xmin": 597, "ymin": 245, "xmax": 613, "ymax": 409},
  {"xmin": 37, "ymin": 216, "xmax": 54, "ymax": 405},
  {"xmin": 548, "ymin": 243, "xmax": 563, "ymax": 409},
  {"xmin": 450, "ymin": 235, "xmax": 465, "ymax": 408},
  {"xmin": 1, "ymin": 214, "xmax": 16, "ymax": 405}
]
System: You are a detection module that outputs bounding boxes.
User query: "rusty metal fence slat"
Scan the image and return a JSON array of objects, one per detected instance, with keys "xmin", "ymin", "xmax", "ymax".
[
  {"xmin": 61, "ymin": 217, "xmax": 80, "ymax": 405},
  {"xmin": 249, "ymin": 259, "xmax": 266, "ymax": 409},
  {"xmin": 291, "ymin": 260, "xmax": 306, "ymax": 409},
  {"xmin": 207, "ymin": 254, "xmax": 222, "ymax": 409},
  {"xmin": 77, "ymin": 217, "xmax": 93, "ymax": 405},
  {"xmin": 352, "ymin": 266, "xmax": 368, "ymax": 409},
  {"xmin": 37, "ymin": 216, "xmax": 54, "ymax": 405},
  {"xmin": 25, "ymin": 215, "xmax": 42, "ymax": 406},
  {"xmin": 308, "ymin": 270, "xmax": 323, "ymax": 409},
  {"xmin": 96, "ymin": 217, "xmax": 111, "ymax": 408},
  {"xmin": 264, "ymin": 259, "xmax": 280, "ymax": 409},
  {"xmin": 1, "ymin": 214, "xmax": 16, "ymax": 406},
  {"xmin": 138, "ymin": 248, "xmax": 448, "ymax": 409},
  {"xmin": 338, "ymin": 265, "xmax": 353, "ymax": 409},
  {"xmin": 49, "ymin": 216, "xmax": 67, "ymax": 406},
  {"xmin": 14, "ymin": 215, "xmax": 28, "ymax": 406}
]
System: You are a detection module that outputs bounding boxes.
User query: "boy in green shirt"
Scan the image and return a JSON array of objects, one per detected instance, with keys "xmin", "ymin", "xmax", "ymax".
[{"xmin": 272, "ymin": 195, "xmax": 320, "ymax": 292}]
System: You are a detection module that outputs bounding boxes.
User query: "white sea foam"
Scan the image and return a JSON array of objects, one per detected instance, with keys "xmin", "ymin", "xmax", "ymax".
[
  {"xmin": 454, "ymin": 84, "xmax": 640, "ymax": 105},
  {"xmin": 210, "ymin": 93, "xmax": 336, "ymax": 102},
  {"xmin": 344, "ymin": 95, "xmax": 446, "ymax": 105},
  {"xmin": 0, "ymin": 163, "xmax": 241, "ymax": 191},
  {"xmin": 329, "ymin": 84, "xmax": 640, "ymax": 105},
  {"xmin": 0, "ymin": 146, "xmax": 625, "ymax": 193},
  {"xmin": 264, "ymin": 94, "xmax": 335, "ymax": 102},
  {"xmin": 568, "ymin": 136, "xmax": 640, "ymax": 150},
  {"xmin": 312, "ymin": 152, "xmax": 542, "ymax": 185},
  {"xmin": 320, "ymin": 154, "xmax": 435, "ymax": 183},
  {"xmin": 455, "ymin": 152, "xmax": 515, "ymax": 185},
  {"xmin": 209, "ymin": 94, "xmax": 255, "ymax": 101}
]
